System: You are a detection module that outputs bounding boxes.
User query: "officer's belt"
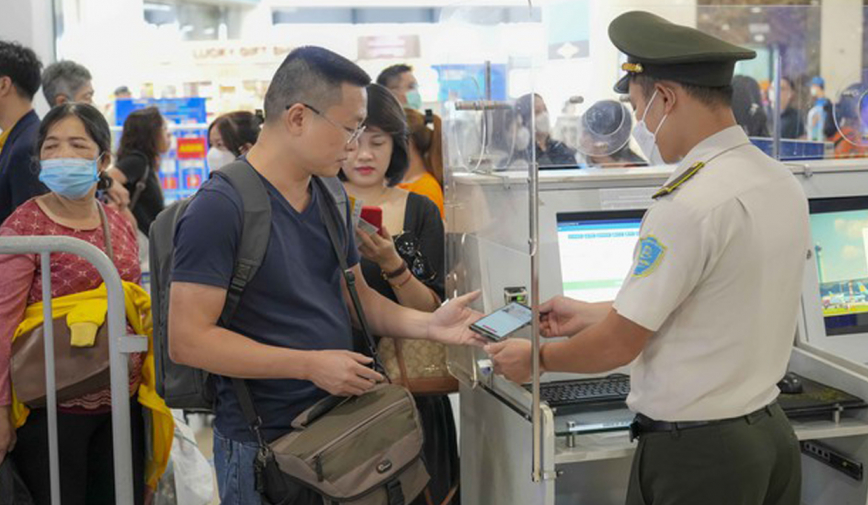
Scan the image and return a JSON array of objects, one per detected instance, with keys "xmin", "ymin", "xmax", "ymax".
[{"xmin": 629, "ymin": 402, "xmax": 777, "ymax": 441}]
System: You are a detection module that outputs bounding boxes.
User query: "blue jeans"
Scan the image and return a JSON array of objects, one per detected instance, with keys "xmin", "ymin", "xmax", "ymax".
[
  {"xmin": 213, "ymin": 426, "xmax": 263, "ymax": 505},
  {"xmin": 213, "ymin": 427, "xmax": 323, "ymax": 505}
]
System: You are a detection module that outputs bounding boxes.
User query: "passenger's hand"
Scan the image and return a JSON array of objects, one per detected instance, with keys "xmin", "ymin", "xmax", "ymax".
[
  {"xmin": 540, "ymin": 296, "xmax": 610, "ymax": 338},
  {"xmin": 104, "ymin": 182, "xmax": 131, "ymax": 209},
  {"xmin": 356, "ymin": 226, "xmax": 404, "ymax": 273},
  {"xmin": 305, "ymin": 350, "xmax": 385, "ymax": 397},
  {"xmin": 0, "ymin": 406, "xmax": 16, "ymax": 465},
  {"xmin": 486, "ymin": 339, "xmax": 533, "ymax": 384},
  {"xmin": 428, "ymin": 291, "xmax": 487, "ymax": 347}
]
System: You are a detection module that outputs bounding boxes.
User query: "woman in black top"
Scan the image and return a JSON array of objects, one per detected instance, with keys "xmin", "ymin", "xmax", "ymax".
[
  {"xmin": 108, "ymin": 106, "xmax": 170, "ymax": 234},
  {"xmin": 515, "ymin": 93, "xmax": 578, "ymax": 168},
  {"xmin": 341, "ymin": 84, "xmax": 457, "ymax": 505},
  {"xmin": 778, "ymin": 77, "xmax": 806, "ymax": 139}
]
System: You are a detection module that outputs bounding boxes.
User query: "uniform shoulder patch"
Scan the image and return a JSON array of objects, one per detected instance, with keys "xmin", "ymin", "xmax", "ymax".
[{"xmin": 633, "ymin": 235, "xmax": 667, "ymax": 277}]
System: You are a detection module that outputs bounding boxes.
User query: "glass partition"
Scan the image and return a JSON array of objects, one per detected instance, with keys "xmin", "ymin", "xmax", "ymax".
[{"xmin": 436, "ymin": 2, "xmax": 868, "ymax": 171}]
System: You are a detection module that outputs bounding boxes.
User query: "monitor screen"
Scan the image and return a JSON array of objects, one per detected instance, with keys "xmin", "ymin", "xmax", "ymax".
[
  {"xmin": 556, "ymin": 210, "xmax": 644, "ymax": 303},
  {"xmin": 809, "ymin": 197, "xmax": 868, "ymax": 336}
]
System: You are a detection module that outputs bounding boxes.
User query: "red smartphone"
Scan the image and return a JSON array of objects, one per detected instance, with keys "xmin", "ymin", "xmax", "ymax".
[{"xmin": 360, "ymin": 206, "xmax": 383, "ymax": 233}]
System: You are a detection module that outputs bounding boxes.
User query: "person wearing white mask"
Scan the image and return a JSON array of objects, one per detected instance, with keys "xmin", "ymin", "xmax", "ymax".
[
  {"xmin": 488, "ymin": 11, "xmax": 808, "ymax": 505},
  {"xmin": 515, "ymin": 93, "xmax": 578, "ymax": 169},
  {"xmin": 206, "ymin": 110, "xmax": 262, "ymax": 172}
]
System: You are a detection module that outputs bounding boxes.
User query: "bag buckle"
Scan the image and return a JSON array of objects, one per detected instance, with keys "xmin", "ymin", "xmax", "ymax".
[{"xmin": 386, "ymin": 480, "xmax": 405, "ymax": 505}]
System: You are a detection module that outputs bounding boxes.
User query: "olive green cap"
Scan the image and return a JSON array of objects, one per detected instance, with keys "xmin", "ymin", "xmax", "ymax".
[{"xmin": 609, "ymin": 11, "xmax": 756, "ymax": 94}]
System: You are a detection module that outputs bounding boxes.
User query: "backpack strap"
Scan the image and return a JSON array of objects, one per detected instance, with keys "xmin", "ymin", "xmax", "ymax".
[
  {"xmin": 213, "ymin": 160, "xmax": 272, "ymax": 327},
  {"xmin": 127, "ymin": 151, "xmax": 151, "ymax": 210},
  {"xmin": 312, "ymin": 177, "xmax": 387, "ymax": 377},
  {"xmin": 317, "ymin": 176, "xmax": 348, "ymax": 230}
]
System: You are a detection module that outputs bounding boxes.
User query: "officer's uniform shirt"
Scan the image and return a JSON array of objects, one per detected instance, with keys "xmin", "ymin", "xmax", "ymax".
[{"xmin": 613, "ymin": 125, "xmax": 809, "ymax": 422}]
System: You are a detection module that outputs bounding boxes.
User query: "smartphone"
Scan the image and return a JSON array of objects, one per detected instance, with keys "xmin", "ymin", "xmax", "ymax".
[
  {"xmin": 360, "ymin": 206, "xmax": 383, "ymax": 233},
  {"xmin": 470, "ymin": 302, "xmax": 534, "ymax": 342}
]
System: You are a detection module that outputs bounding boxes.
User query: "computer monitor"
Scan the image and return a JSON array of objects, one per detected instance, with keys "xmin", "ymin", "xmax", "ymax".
[
  {"xmin": 556, "ymin": 210, "xmax": 645, "ymax": 303},
  {"xmin": 809, "ymin": 197, "xmax": 868, "ymax": 337}
]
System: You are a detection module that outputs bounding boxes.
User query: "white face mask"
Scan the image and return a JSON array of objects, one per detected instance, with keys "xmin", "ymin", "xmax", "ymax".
[
  {"xmin": 207, "ymin": 147, "xmax": 236, "ymax": 172},
  {"xmin": 632, "ymin": 89, "xmax": 669, "ymax": 166},
  {"xmin": 515, "ymin": 126, "xmax": 531, "ymax": 150},
  {"xmin": 535, "ymin": 112, "xmax": 551, "ymax": 136}
]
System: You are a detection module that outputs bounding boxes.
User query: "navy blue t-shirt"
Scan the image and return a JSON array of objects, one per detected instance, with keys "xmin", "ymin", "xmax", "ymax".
[{"xmin": 172, "ymin": 165, "xmax": 359, "ymax": 442}]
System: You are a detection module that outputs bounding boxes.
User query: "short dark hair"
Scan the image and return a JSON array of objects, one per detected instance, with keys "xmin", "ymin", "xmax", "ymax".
[
  {"xmin": 117, "ymin": 106, "xmax": 165, "ymax": 166},
  {"xmin": 515, "ymin": 93, "xmax": 543, "ymax": 127},
  {"xmin": 36, "ymin": 103, "xmax": 111, "ymax": 161},
  {"xmin": 42, "ymin": 60, "xmax": 92, "ymax": 105},
  {"xmin": 208, "ymin": 111, "xmax": 263, "ymax": 157},
  {"xmin": 631, "ymin": 74, "xmax": 733, "ymax": 108},
  {"xmin": 0, "ymin": 40, "xmax": 42, "ymax": 100},
  {"xmin": 376, "ymin": 64, "xmax": 413, "ymax": 89},
  {"xmin": 263, "ymin": 46, "xmax": 370, "ymax": 124},
  {"xmin": 339, "ymin": 84, "xmax": 409, "ymax": 187}
]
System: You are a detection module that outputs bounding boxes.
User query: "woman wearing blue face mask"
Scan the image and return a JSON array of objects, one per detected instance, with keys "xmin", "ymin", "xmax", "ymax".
[{"xmin": 0, "ymin": 103, "xmax": 149, "ymax": 504}]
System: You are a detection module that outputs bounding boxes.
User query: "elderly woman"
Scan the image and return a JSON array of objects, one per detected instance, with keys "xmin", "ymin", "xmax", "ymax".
[{"xmin": 0, "ymin": 103, "xmax": 148, "ymax": 505}]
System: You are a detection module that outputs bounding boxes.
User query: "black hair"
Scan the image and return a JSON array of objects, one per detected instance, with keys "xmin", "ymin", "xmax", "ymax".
[
  {"xmin": 36, "ymin": 103, "xmax": 112, "ymax": 164},
  {"xmin": 631, "ymin": 74, "xmax": 733, "ymax": 108},
  {"xmin": 117, "ymin": 106, "xmax": 165, "ymax": 166},
  {"xmin": 0, "ymin": 40, "xmax": 42, "ymax": 100},
  {"xmin": 208, "ymin": 111, "xmax": 262, "ymax": 156},
  {"xmin": 263, "ymin": 46, "xmax": 370, "ymax": 124},
  {"xmin": 515, "ymin": 93, "xmax": 543, "ymax": 128},
  {"xmin": 41, "ymin": 60, "xmax": 92, "ymax": 105},
  {"xmin": 731, "ymin": 75, "xmax": 770, "ymax": 137},
  {"xmin": 376, "ymin": 64, "xmax": 413, "ymax": 89},
  {"xmin": 339, "ymin": 83, "xmax": 409, "ymax": 187}
]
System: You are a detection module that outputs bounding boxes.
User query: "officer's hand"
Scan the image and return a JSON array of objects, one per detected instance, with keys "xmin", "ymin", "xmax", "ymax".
[
  {"xmin": 540, "ymin": 296, "xmax": 610, "ymax": 337},
  {"xmin": 485, "ymin": 339, "xmax": 533, "ymax": 384},
  {"xmin": 305, "ymin": 351, "xmax": 384, "ymax": 397},
  {"xmin": 0, "ymin": 406, "xmax": 16, "ymax": 465}
]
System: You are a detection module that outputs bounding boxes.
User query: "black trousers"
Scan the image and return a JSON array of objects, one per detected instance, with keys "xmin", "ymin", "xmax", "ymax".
[
  {"xmin": 411, "ymin": 395, "xmax": 460, "ymax": 505},
  {"xmin": 11, "ymin": 399, "xmax": 146, "ymax": 505},
  {"xmin": 626, "ymin": 403, "xmax": 801, "ymax": 505}
]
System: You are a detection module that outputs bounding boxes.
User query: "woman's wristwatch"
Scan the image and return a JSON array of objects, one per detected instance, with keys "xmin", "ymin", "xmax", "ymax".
[{"xmin": 382, "ymin": 261, "xmax": 408, "ymax": 281}]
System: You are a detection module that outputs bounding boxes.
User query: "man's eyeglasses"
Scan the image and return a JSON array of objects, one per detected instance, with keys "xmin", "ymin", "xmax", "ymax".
[{"xmin": 287, "ymin": 103, "xmax": 366, "ymax": 145}]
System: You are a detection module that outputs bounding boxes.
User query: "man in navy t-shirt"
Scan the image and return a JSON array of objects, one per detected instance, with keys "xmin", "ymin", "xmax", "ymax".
[{"xmin": 169, "ymin": 46, "xmax": 484, "ymax": 504}]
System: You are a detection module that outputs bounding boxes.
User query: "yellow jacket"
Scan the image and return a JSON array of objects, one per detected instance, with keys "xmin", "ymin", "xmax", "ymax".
[{"xmin": 11, "ymin": 281, "xmax": 174, "ymax": 491}]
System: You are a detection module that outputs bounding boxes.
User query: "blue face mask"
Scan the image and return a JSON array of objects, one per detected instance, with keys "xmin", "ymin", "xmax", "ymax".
[
  {"xmin": 406, "ymin": 89, "xmax": 423, "ymax": 110},
  {"xmin": 39, "ymin": 156, "xmax": 100, "ymax": 200}
]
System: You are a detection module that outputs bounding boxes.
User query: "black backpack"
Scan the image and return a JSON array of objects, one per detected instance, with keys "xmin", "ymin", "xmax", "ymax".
[{"xmin": 149, "ymin": 160, "xmax": 348, "ymax": 411}]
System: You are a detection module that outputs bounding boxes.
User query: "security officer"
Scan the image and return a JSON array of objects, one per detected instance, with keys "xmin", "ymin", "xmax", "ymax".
[{"xmin": 488, "ymin": 11, "xmax": 808, "ymax": 505}]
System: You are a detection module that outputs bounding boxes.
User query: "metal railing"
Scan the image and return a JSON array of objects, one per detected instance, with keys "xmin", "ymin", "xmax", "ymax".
[{"xmin": 0, "ymin": 236, "xmax": 147, "ymax": 505}]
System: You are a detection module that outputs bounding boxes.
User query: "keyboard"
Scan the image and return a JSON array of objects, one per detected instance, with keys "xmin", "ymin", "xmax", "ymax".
[{"xmin": 526, "ymin": 375, "xmax": 631, "ymax": 408}]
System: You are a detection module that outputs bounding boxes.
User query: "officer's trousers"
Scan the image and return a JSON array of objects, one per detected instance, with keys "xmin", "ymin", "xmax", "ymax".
[{"xmin": 626, "ymin": 403, "xmax": 801, "ymax": 505}]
